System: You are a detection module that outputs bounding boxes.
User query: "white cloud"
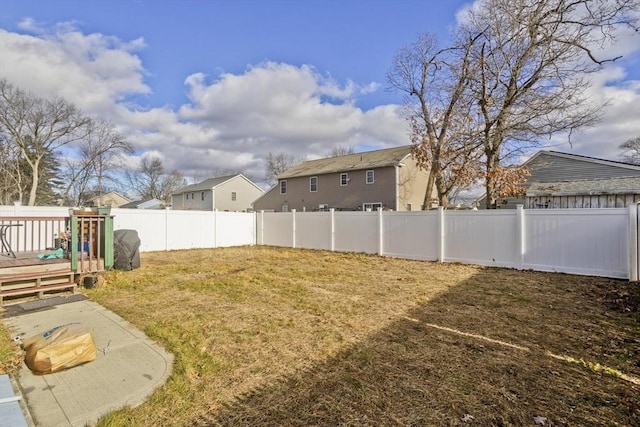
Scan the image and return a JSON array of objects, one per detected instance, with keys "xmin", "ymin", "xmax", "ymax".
[
  {"xmin": 16, "ymin": 17, "xmax": 41, "ymax": 33},
  {"xmin": 0, "ymin": 24, "xmax": 148, "ymax": 117},
  {"xmin": 2, "ymin": 18, "xmax": 637, "ymax": 193},
  {"xmin": 177, "ymin": 62, "xmax": 401, "ymax": 164},
  {"xmin": 542, "ymin": 68, "xmax": 640, "ymax": 159}
]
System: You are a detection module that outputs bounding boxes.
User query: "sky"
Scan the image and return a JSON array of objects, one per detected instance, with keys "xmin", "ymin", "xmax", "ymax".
[{"xmin": 0, "ymin": 0, "xmax": 639, "ymax": 189}]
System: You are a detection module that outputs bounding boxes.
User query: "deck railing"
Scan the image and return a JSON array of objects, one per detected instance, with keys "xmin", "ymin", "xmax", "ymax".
[
  {"xmin": 0, "ymin": 216, "xmax": 66, "ymax": 254},
  {"xmin": 0, "ymin": 215, "xmax": 113, "ymax": 274},
  {"xmin": 68, "ymin": 214, "xmax": 113, "ymax": 273}
]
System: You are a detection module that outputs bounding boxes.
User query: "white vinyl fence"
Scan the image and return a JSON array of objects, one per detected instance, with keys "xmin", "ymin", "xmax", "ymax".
[
  {"xmin": 111, "ymin": 208, "xmax": 255, "ymax": 252},
  {"xmin": 257, "ymin": 206, "xmax": 637, "ymax": 280},
  {"xmin": 0, "ymin": 205, "xmax": 255, "ymax": 252},
  {"xmin": 1, "ymin": 204, "xmax": 636, "ymax": 280}
]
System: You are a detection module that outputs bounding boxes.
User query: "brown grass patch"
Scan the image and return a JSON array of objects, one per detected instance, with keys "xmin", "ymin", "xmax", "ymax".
[{"xmin": 3, "ymin": 246, "xmax": 638, "ymax": 425}]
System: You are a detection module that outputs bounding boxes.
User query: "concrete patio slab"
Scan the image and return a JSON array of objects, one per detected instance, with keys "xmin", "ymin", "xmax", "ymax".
[{"xmin": 2, "ymin": 296, "xmax": 173, "ymax": 427}]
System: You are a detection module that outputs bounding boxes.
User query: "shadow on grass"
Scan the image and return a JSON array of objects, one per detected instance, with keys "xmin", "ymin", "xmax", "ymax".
[{"xmin": 202, "ymin": 268, "xmax": 639, "ymax": 426}]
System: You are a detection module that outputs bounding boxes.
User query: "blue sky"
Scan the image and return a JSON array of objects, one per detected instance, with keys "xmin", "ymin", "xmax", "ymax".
[
  {"xmin": 1, "ymin": 0, "xmax": 464, "ymax": 109},
  {"xmin": 1, "ymin": 0, "xmax": 639, "ymax": 187}
]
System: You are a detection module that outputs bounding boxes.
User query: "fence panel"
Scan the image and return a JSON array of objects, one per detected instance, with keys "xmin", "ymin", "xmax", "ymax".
[
  {"xmin": 215, "ymin": 211, "xmax": 255, "ymax": 247},
  {"xmin": 381, "ymin": 211, "xmax": 438, "ymax": 260},
  {"xmin": 524, "ymin": 208, "xmax": 629, "ymax": 278},
  {"xmin": 111, "ymin": 209, "xmax": 169, "ymax": 252},
  {"xmin": 444, "ymin": 210, "xmax": 519, "ymax": 268},
  {"xmin": 166, "ymin": 210, "xmax": 216, "ymax": 250},
  {"xmin": 334, "ymin": 212, "xmax": 378, "ymax": 254},
  {"xmin": 295, "ymin": 212, "xmax": 332, "ymax": 250},
  {"xmin": 260, "ymin": 212, "xmax": 294, "ymax": 247}
]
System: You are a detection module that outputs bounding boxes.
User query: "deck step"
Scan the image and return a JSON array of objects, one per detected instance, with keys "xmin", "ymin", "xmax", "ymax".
[
  {"xmin": 0, "ymin": 270, "xmax": 74, "ymax": 283},
  {"xmin": 0, "ymin": 270, "xmax": 77, "ymax": 305},
  {"xmin": 1, "ymin": 282, "xmax": 77, "ymax": 297}
]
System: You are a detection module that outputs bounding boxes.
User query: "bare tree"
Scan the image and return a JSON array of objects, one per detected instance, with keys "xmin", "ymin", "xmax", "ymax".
[
  {"xmin": 327, "ymin": 145, "xmax": 355, "ymax": 157},
  {"xmin": 459, "ymin": 0, "xmax": 639, "ymax": 208},
  {"xmin": 0, "ymin": 133, "xmax": 26, "ymax": 204},
  {"xmin": 125, "ymin": 156, "xmax": 186, "ymax": 203},
  {"xmin": 0, "ymin": 79, "xmax": 90, "ymax": 205},
  {"xmin": 619, "ymin": 136, "xmax": 640, "ymax": 164},
  {"xmin": 388, "ymin": 32, "xmax": 484, "ymax": 208},
  {"xmin": 60, "ymin": 118, "xmax": 133, "ymax": 206},
  {"xmin": 265, "ymin": 152, "xmax": 303, "ymax": 185}
]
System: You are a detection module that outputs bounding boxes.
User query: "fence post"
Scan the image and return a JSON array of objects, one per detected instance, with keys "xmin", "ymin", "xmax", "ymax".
[
  {"xmin": 259, "ymin": 211, "xmax": 264, "ymax": 245},
  {"xmin": 629, "ymin": 204, "xmax": 638, "ymax": 281},
  {"xmin": 213, "ymin": 209, "xmax": 218, "ymax": 248},
  {"xmin": 378, "ymin": 207, "xmax": 384, "ymax": 256},
  {"xmin": 164, "ymin": 207, "xmax": 169, "ymax": 251},
  {"xmin": 516, "ymin": 205, "xmax": 525, "ymax": 270},
  {"xmin": 291, "ymin": 209, "xmax": 296, "ymax": 248},
  {"xmin": 330, "ymin": 208, "xmax": 335, "ymax": 251},
  {"xmin": 437, "ymin": 207, "xmax": 444, "ymax": 263}
]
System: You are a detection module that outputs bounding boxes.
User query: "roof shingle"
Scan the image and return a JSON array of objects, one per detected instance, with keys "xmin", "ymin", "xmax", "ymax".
[{"xmin": 278, "ymin": 145, "xmax": 413, "ymax": 179}]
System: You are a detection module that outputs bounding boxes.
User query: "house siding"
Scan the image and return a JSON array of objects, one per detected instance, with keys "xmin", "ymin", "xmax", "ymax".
[
  {"xmin": 526, "ymin": 152, "xmax": 640, "ymax": 182},
  {"xmin": 254, "ymin": 167, "xmax": 400, "ymax": 212},
  {"xmin": 478, "ymin": 151, "xmax": 640, "ymax": 209},
  {"xmin": 398, "ymin": 160, "xmax": 431, "ymax": 210},
  {"xmin": 172, "ymin": 190, "xmax": 213, "ymax": 210},
  {"xmin": 88, "ymin": 192, "xmax": 130, "ymax": 208},
  {"xmin": 214, "ymin": 178, "xmax": 263, "ymax": 212}
]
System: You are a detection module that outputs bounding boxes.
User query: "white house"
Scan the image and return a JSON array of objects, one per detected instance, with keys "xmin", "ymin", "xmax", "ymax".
[{"xmin": 171, "ymin": 174, "xmax": 264, "ymax": 212}]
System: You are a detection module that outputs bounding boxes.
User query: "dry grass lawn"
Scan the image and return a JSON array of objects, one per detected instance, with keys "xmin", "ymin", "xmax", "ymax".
[{"xmin": 2, "ymin": 246, "xmax": 639, "ymax": 426}]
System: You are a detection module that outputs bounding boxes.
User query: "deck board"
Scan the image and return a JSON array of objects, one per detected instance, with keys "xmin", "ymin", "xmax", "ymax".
[{"xmin": 0, "ymin": 252, "xmax": 70, "ymax": 276}]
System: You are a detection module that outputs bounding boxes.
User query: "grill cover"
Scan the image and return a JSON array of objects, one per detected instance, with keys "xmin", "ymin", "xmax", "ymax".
[{"xmin": 113, "ymin": 229, "xmax": 141, "ymax": 270}]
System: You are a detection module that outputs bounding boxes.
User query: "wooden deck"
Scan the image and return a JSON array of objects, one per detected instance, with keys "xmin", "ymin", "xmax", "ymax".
[
  {"xmin": 0, "ymin": 252, "xmax": 78, "ymax": 306},
  {"xmin": 0, "ymin": 214, "xmax": 112, "ymax": 305},
  {"xmin": 0, "ymin": 252, "xmax": 70, "ymax": 274}
]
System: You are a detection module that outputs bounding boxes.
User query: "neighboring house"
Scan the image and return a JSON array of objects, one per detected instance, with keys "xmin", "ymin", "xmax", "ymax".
[
  {"xmin": 252, "ymin": 145, "xmax": 433, "ymax": 212},
  {"xmin": 480, "ymin": 150, "xmax": 640, "ymax": 209},
  {"xmin": 171, "ymin": 174, "xmax": 264, "ymax": 212},
  {"xmin": 86, "ymin": 191, "xmax": 130, "ymax": 208},
  {"xmin": 120, "ymin": 199, "xmax": 166, "ymax": 209}
]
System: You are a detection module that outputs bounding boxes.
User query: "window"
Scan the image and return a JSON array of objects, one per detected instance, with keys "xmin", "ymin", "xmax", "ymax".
[
  {"xmin": 201, "ymin": 192, "xmax": 204, "ymax": 201},
  {"xmin": 231, "ymin": 192, "xmax": 237, "ymax": 201},
  {"xmin": 310, "ymin": 176, "xmax": 318, "ymax": 192},
  {"xmin": 282, "ymin": 204, "xmax": 289, "ymax": 212},
  {"xmin": 280, "ymin": 180, "xmax": 287, "ymax": 194},
  {"xmin": 406, "ymin": 203, "xmax": 412, "ymax": 211},
  {"xmin": 191, "ymin": 192, "xmax": 195, "ymax": 199},
  {"xmin": 340, "ymin": 173, "xmax": 348, "ymax": 186},
  {"xmin": 363, "ymin": 202, "xmax": 383, "ymax": 211},
  {"xmin": 366, "ymin": 170, "xmax": 375, "ymax": 184}
]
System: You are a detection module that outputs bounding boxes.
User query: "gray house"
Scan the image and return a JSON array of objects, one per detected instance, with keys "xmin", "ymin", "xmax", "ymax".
[
  {"xmin": 171, "ymin": 174, "xmax": 264, "ymax": 212},
  {"xmin": 252, "ymin": 146, "xmax": 433, "ymax": 212},
  {"xmin": 482, "ymin": 150, "xmax": 640, "ymax": 209}
]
